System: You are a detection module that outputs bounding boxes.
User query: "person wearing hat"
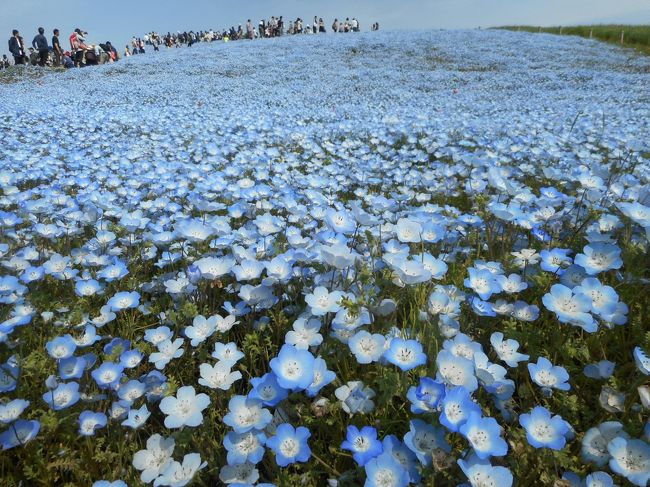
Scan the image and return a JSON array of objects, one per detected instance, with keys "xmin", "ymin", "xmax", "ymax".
[
  {"xmin": 8, "ymin": 29, "xmax": 27, "ymax": 65},
  {"xmin": 32, "ymin": 27, "xmax": 49, "ymax": 66}
]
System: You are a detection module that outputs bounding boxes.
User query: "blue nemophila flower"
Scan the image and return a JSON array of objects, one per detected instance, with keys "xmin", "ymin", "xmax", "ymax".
[
  {"xmin": 573, "ymin": 277, "xmax": 619, "ymax": 317},
  {"xmin": 436, "ymin": 350, "xmax": 478, "ymax": 392},
  {"xmin": 606, "ymin": 437, "xmax": 650, "ymax": 487},
  {"xmin": 121, "ymin": 404, "xmax": 151, "ymax": 429},
  {"xmin": 106, "ymin": 291, "xmax": 140, "ymax": 312},
  {"xmin": 335, "ymin": 381, "xmax": 377, "ymax": 416},
  {"xmin": 266, "ymin": 423, "xmax": 311, "ymax": 467},
  {"xmin": 285, "ymin": 317, "xmax": 323, "ymax": 350},
  {"xmin": 212, "ymin": 342, "xmax": 245, "ymax": 365},
  {"xmin": 519, "ymin": 406, "xmax": 570, "ymax": 450},
  {"xmin": 132, "ymin": 433, "xmax": 175, "ymax": 484},
  {"xmin": 149, "ymin": 338, "xmax": 185, "ymax": 370},
  {"xmin": 154, "ymin": 452, "xmax": 207, "ymax": 487},
  {"xmin": 43, "ymin": 381, "xmax": 80, "ymax": 410},
  {"xmin": 120, "ymin": 348, "xmax": 144, "ymax": 369},
  {"xmin": 542, "ymin": 284, "xmax": 596, "ymax": 332},
  {"xmin": 304, "ymin": 286, "xmax": 344, "ymax": 316},
  {"xmin": 380, "ymin": 435, "xmax": 420, "ymax": 483},
  {"xmin": 78, "ymin": 410, "xmax": 107, "ymax": 436},
  {"xmin": 581, "ymin": 421, "xmax": 628, "ymax": 467},
  {"xmin": 341, "ymin": 425, "xmax": 383, "ymax": 466},
  {"xmin": 583, "ymin": 360, "xmax": 616, "ymax": 379},
  {"xmin": 633, "ymin": 347, "xmax": 650, "ymax": 375},
  {"xmin": 348, "ymin": 330, "xmax": 386, "ymax": 364},
  {"xmin": 75, "ymin": 278, "xmax": 104, "ymax": 297},
  {"xmin": 144, "ymin": 326, "xmax": 173, "ymax": 346},
  {"xmin": 269, "ymin": 344, "xmax": 316, "ymax": 391},
  {"xmin": 440, "ymin": 386, "xmax": 481, "ymax": 433},
  {"xmin": 305, "ymin": 357, "xmax": 336, "ymax": 397},
  {"xmin": 46, "ymin": 334, "xmax": 77, "ymax": 360},
  {"xmin": 223, "ymin": 395, "xmax": 272, "ymax": 433},
  {"xmin": 574, "ymin": 243, "xmax": 623, "ymax": 275},
  {"xmin": 495, "ymin": 273, "xmax": 528, "ymax": 294},
  {"xmin": 249, "ymin": 373, "xmax": 289, "ymax": 407},
  {"xmin": 91, "ymin": 362, "xmax": 125, "ymax": 390},
  {"xmin": 489, "ymin": 332, "xmax": 529, "ymax": 367},
  {"xmin": 459, "ymin": 411, "xmax": 508, "ymax": 459},
  {"xmin": 0, "ymin": 419, "xmax": 40, "ymax": 450},
  {"xmin": 464, "ymin": 267, "xmax": 501, "ymax": 301},
  {"xmin": 224, "ymin": 430, "xmax": 267, "ymax": 465},
  {"xmin": 404, "ymin": 419, "xmax": 450, "ymax": 465},
  {"xmin": 198, "ymin": 361, "xmax": 242, "ymax": 390},
  {"xmin": 159, "ymin": 385, "xmax": 209, "ymax": 428},
  {"xmin": 384, "ymin": 337, "xmax": 427, "ymax": 371},
  {"xmin": 415, "ymin": 377, "xmax": 446, "ymax": 409},
  {"xmin": 0, "ymin": 398, "xmax": 29, "ymax": 423},
  {"xmin": 92, "ymin": 481, "xmax": 127, "ymax": 487},
  {"xmin": 528, "ymin": 357, "xmax": 570, "ymax": 392},
  {"xmin": 118, "ymin": 379, "xmax": 146, "ymax": 404},
  {"xmin": 184, "ymin": 315, "xmax": 217, "ymax": 347},
  {"xmin": 540, "ymin": 248, "xmax": 572, "ymax": 274},
  {"xmin": 364, "ymin": 452, "xmax": 410, "ymax": 487},
  {"xmin": 457, "ymin": 454, "xmax": 513, "ymax": 487}
]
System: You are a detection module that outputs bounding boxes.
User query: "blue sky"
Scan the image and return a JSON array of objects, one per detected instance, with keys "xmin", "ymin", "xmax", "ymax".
[{"xmin": 2, "ymin": 0, "xmax": 649, "ymax": 56}]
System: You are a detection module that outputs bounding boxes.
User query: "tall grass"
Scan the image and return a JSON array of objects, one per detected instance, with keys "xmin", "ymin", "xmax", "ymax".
[{"xmin": 496, "ymin": 24, "xmax": 650, "ymax": 55}]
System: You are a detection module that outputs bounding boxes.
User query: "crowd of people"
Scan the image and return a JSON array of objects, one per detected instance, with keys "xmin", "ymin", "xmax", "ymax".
[
  {"xmin": 4, "ymin": 27, "xmax": 119, "ymax": 69},
  {"xmin": 3, "ymin": 15, "xmax": 377, "ymax": 69}
]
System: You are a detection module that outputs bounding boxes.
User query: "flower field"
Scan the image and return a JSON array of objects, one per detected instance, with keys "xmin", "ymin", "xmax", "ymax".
[{"xmin": 0, "ymin": 30, "xmax": 649, "ymax": 486}]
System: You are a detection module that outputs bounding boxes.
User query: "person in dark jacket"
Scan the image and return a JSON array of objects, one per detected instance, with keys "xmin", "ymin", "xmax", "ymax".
[
  {"xmin": 8, "ymin": 29, "xmax": 27, "ymax": 65},
  {"xmin": 32, "ymin": 27, "xmax": 49, "ymax": 66},
  {"xmin": 52, "ymin": 29, "xmax": 62, "ymax": 66}
]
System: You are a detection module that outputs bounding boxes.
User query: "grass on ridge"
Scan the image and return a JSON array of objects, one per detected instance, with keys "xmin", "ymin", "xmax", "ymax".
[{"xmin": 496, "ymin": 24, "xmax": 650, "ymax": 55}]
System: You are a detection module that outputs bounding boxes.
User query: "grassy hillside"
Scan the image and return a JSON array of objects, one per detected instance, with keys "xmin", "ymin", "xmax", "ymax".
[{"xmin": 497, "ymin": 24, "xmax": 650, "ymax": 55}]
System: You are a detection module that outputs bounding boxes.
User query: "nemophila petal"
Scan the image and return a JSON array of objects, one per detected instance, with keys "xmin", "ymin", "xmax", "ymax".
[
  {"xmin": 633, "ymin": 347, "xmax": 650, "ymax": 375},
  {"xmin": 341, "ymin": 425, "xmax": 383, "ymax": 466},
  {"xmin": 384, "ymin": 337, "xmax": 427, "ymax": 371},
  {"xmin": 92, "ymin": 481, "xmax": 127, "ymax": 487}
]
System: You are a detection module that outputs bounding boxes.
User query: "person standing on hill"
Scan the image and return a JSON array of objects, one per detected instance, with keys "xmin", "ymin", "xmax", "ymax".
[
  {"xmin": 246, "ymin": 20, "xmax": 254, "ymax": 40},
  {"xmin": 32, "ymin": 27, "xmax": 49, "ymax": 66},
  {"xmin": 52, "ymin": 29, "xmax": 62, "ymax": 66},
  {"xmin": 8, "ymin": 29, "xmax": 27, "ymax": 65}
]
